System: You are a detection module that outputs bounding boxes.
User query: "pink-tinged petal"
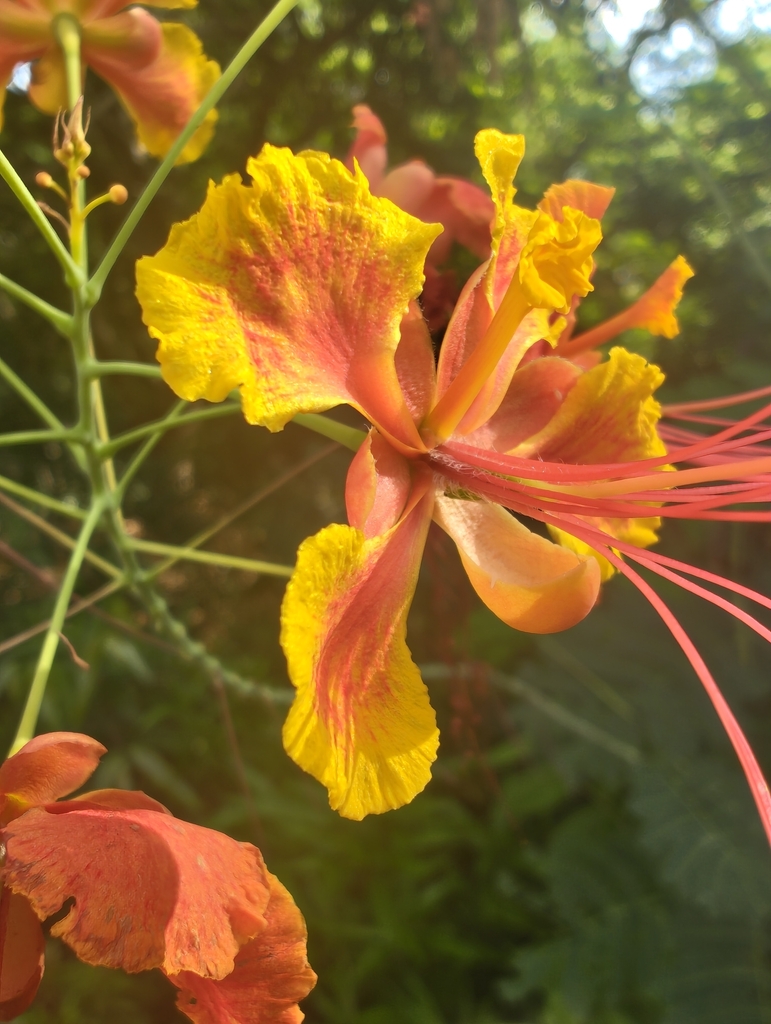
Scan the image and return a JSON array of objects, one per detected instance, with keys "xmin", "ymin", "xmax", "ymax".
[
  {"xmin": 435, "ymin": 262, "xmax": 492, "ymax": 397},
  {"xmin": 417, "ymin": 175, "xmax": 494, "ymax": 265},
  {"xmin": 434, "ymin": 494, "xmax": 601, "ymax": 633},
  {"xmin": 171, "ymin": 873, "xmax": 316, "ymax": 1024},
  {"xmin": 538, "ymin": 180, "xmax": 615, "ymax": 222},
  {"xmin": 281, "ymin": 473, "xmax": 438, "ymax": 819},
  {"xmin": 137, "ymin": 146, "xmax": 441, "ymax": 452},
  {"xmin": 345, "ymin": 431, "xmax": 412, "ymax": 538},
  {"xmin": 52, "ymin": 788, "xmax": 170, "ymax": 814},
  {"xmin": 83, "ymin": 16, "xmax": 220, "ymax": 163},
  {"xmin": 420, "ymin": 264, "xmax": 459, "ymax": 334},
  {"xmin": 28, "ymin": 42, "xmax": 69, "ymax": 114},
  {"xmin": 0, "ymin": 888, "xmax": 45, "ymax": 1022},
  {"xmin": 464, "ymin": 356, "xmax": 582, "ymax": 452},
  {"xmin": 345, "ymin": 103, "xmax": 387, "ymax": 188},
  {"xmin": 0, "ymin": 733, "xmax": 105, "ymax": 823},
  {"xmin": 395, "ymin": 301, "xmax": 436, "ymax": 421},
  {"xmin": 511, "ymin": 346, "xmax": 667, "ymax": 465},
  {"xmin": 379, "ymin": 160, "xmax": 435, "ymax": 215},
  {"xmin": 2, "ymin": 806, "xmax": 271, "ymax": 978}
]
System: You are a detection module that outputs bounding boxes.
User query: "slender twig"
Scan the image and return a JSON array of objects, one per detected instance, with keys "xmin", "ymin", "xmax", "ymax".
[
  {"xmin": 0, "ymin": 474, "xmax": 86, "ymax": 519},
  {"xmin": 292, "ymin": 413, "xmax": 366, "ymax": 451},
  {"xmin": 116, "ymin": 399, "xmax": 186, "ymax": 499},
  {"xmin": 0, "ymin": 491, "xmax": 121, "ymax": 579},
  {"xmin": 0, "ymin": 428, "xmax": 86, "ymax": 448},
  {"xmin": 87, "ymin": 0, "xmax": 302, "ymax": 301},
  {"xmin": 102, "ymin": 401, "xmax": 241, "ymax": 457},
  {"xmin": 0, "ymin": 354, "xmax": 65, "ymax": 432},
  {"xmin": 0, "ymin": 579, "xmax": 122, "ymax": 658},
  {"xmin": 0, "ymin": 272, "xmax": 72, "ymax": 336},
  {"xmin": 128, "ymin": 538, "xmax": 293, "ymax": 578},
  {"xmin": 86, "ymin": 361, "xmax": 162, "ymax": 379}
]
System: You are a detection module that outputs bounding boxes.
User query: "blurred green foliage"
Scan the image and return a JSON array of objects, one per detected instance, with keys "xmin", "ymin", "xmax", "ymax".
[{"xmin": 2, "ymin": 0, "xmax": 771, "ymax": 1021}]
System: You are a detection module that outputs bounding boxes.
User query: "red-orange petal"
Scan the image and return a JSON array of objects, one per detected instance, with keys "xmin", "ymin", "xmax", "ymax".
[
  {"xmin": 0, "ymin": 733, "xmax": 106, "ymax": 823},
  {"xmin": 0, "ymin": 888, "xmax": 45, "ymax": 1022},
  {"xmin": 345, "ymin": 103, "xmax": 387, "ymax": 187},
  {"xmin": 2, "ymin": 806, "xmax": 271, "ymax": 978},
  {"xmin": 345, "ymin": 431, "xmax": 412, "ymax": 538},
  {"xmin": 434, "ymin": 494, "xmax": 601, "ymax": 633},
  {"xmin": 53, "ymin": 788, "xmax": 171, "ymax": 814},
  {"xmin": 538, "ymin": 180, "xmax": 615, "ymax": 222},
  {"xmin": 417, "ymin": 175, "xmax": 494, "ymax": 264},
  {"xmin": 170, "ymin": 873, "xmax": 317, "ymax": 1024}
]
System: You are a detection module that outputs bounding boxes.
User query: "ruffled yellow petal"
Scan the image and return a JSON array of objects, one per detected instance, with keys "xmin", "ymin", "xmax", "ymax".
[
  {"xmin": 136, "ymin": 145, "xmax": 440, "ymax": 449},
  {"xmin": 280, "ymin": 486, "xmax": 438, "ymax": 820},
  {"xmin": 517, "ymin": 207, "xmax": 602, "ymax": 313}
]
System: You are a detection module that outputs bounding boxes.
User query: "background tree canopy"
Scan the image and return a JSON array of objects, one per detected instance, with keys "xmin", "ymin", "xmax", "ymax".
[{"xmin": 2, "ymin": 1, "xmax": 771, "ymax": 1021}]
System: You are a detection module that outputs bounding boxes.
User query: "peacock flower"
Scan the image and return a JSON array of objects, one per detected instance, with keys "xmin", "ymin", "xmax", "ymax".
[
  {"xmin": 0, "ymin": 732, "xmax": 316, "ymax": 1023},
  {"xmin": 135, "ymin": 129, "xmax": 771, "ymax": 846},
  {"xmin": 346, "ymin": 104, "xmax": 495, "ymax": 331},
  {"xmin": 0, "ymin": 0, "xmax": 220, "ymax": 163}
]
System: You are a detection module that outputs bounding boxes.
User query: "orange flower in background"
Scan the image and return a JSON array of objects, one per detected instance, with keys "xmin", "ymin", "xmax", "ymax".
[
  {"xmin": 0, "ymin": 732, "xmax": 316, "ymax": 1023},
  {"xmin": 135, "ymin": 128, "xmax": 771, "ymax": 846},
  {"xmin": 346, "ymin": 104, "xmax": 495, "ymax": 331},
  {"xmin": 0, "ymin": 0, "xmax": 220, "ymax": 162}
]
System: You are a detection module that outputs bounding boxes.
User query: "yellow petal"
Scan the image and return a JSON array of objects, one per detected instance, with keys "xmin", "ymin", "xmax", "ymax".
[
  {"xmin": 517, "ymin": 207, "xmax": 602, "ymax": 313},
  {"xmin": 136, "ymin": 145, "xmax": 440, "ymax": 449},
  {"xmin": 280, "ymin": 485, "xmax": 438, "ymax": 820}
]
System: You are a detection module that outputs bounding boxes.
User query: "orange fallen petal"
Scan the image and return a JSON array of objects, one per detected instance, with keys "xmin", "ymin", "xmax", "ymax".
[
  {"xmin": 0, "ymin": 888, "xmax": 45, "ymax": 1022},
  {"xmin": 434, "ymin": 494, "xmax": 601, "ymax": 633},
  {"xmin": 0, "ymin": 733, "xmax": 106, "ymax": 824},
  {"xmin": 171, "ymin": 872, "xmax": 317, "ymax": 1024},
  {"xmin": 2, "ymin": 806, "xmax": 271, "ymax": 978}
]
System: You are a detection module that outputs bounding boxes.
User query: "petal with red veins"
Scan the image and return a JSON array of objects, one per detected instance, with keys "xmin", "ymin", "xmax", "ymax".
[
  {"xmin": 2, "ymin": 807, "xmax": 271, "ymax": 978},
  {"xmin": 464, "ymin": 356, "xmax": 582, "ymax": 452},
  {"xmin": 136, "ymin": 146, "xmax": 440, "ymax": 451},
  {"xmin": 280, "ymin": 475, "xmax": 438, "ymax": 819},
  {"xmin": 0, "ymin": 732, "xmax": 105, "ymax": 823},
  {"xmin": 395, "ymin": 302, "xmax": 436, "ymax": 422},
  {"xmin": 0, "ymin": 888, "xmax": 45, "ymax": 1022},
  {"xmin": 83, "ymin": 18, "xmax": 219, "ymax": 163},
  {"xmin": 345, "ymin": 431, "xmax": 412, "ymax": 538},
  {"xmin": 171, "ymin": 872, "xmax": 317, "ymax": 1024},
  {"xmin": 434, "ymin": 494, "xmax": 601, "ymax": 634}
]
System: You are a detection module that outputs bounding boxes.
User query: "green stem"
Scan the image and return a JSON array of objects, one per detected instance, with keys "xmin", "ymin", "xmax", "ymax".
[
  {"xmin": 0, "ymin": 473, "xmax": 87, "ymax": 519},
  {"xmin": 0, "ymin": 354, "xmax": 65, "ymax": 432},
  {"xmin": 102, "ymin": 401, "xmax": 241, "ymax": 457},
  {"xmin": 116, "ymin": 399, "xmax": 186, "ymax": 500},
  {"xmin": 0, "ymin": 149, "xmax": 81, "ymax": 286},
  {"xmin": 0, "ymin": 428, "xmax": 85, "ymax": 448},
  {"xmin": 87, "ymin": 0, "xmax": 301, "ymax": 302},
  {"xmin": 0, "ymin": 273, "xmax": 72, "ymax": 336},
  {"xmin": 9, "ymin": 498, "xmax": 105, "ymax": 754},
  {"xmin": 86, "ymin": 360, "xmax": 162, "ymax": 379},
  {"xmin": 129, "ymin": 537, "xmax": 293, "ymax": 577},
  {"xmin": 292, "ymin": 412, "xmax": 366, "ymax": 451}
]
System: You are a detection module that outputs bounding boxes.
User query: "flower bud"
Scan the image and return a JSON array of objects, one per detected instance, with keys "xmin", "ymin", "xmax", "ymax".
[
  {"xmin": 35, "ymin": 172, "xmax": 54, "ymax": 189},
  {"xmin": 109, "ymin": 184, "xmax": 129, "ymax": 205}
]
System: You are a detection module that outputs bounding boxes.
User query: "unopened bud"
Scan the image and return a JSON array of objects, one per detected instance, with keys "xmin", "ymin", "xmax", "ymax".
[
  {"xmin": 35, "ymin": 171, "xmax": 54, "ymax": 189},
  {"xmin": 76, "ymin": 165, "xmax": 91, "ymax": 179},
  {"xmin": 109, "ymin": 184, "xmax": 128, "ymax": 205}
]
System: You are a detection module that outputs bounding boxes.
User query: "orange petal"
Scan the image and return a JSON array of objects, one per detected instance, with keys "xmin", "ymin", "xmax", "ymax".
[
  {"xmin": 57, "ymin": 788, "xmax": 171, "ymax": 814},
  {"xmin": 0, "ymin": 2, "xmax": 49, "ymax": 129},
  {"xmin": 280, "ymin": 474, "xmax": 438, "ymax": 819},
  {"xmin": 345, "ymin": 431, "xmax": 412, "ymax": 538},
  {"xmin": 538, "ymin": 180, "xmax": 615, "ymax": 222},
  {"xmin": 136, "ymin": 146, "xmax": 440, "ymax": 451},
  {"xmin": 83, "ymin": 15, "xmax": 219, "ymax": 163},
  {"xmin": 379, "ymin": 160, "xmax": 435, "ymax": 215},
  {"xmin": 0, "ymin": 888, "xmax": 45, "ymax": 1022},
  {"xmin": 511, "ymin": 346, "xmax": 667, "ymax": 465},
  {"xmin": 28, "ymin": 43, "xmax": 69, "ymax": 114},
  {"xmin": 420, "ymin": 175, "xmax": 495, "ymax": 263},
  {"xmin": 395, "ymin": 301, "xmax": 437, "ymax": 421},
  {"xmin": 345, "ymin": 103, "xmax": 387, "ymax": 187},
  {"xmin": 0, "ymin": 732, "xmax": 106, "ymax": 824},
  {"xmin": 171, "ymin": 872, "xmax": 317, "ymax": 1024},
  {"xmin": 2, "ymin": 806, "xmax": 271, "ymax": 978},
  {"xmin": 464, "ymin": 356, "xmax": 582, "ymax": 453},
  {"xmin": 434, "ymin": 494, "xmax": 601, "ymax": 633}
]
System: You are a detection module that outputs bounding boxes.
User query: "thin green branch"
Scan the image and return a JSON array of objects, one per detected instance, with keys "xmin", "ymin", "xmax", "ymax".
[
  {"xmin": 292, "ymin": 413, "xmax": 366, "ymax": 451},
  {"xmin": 0, "ymin": 473, "xmax": 87, "ymax": 519},
  {"xmin": 129, "ymin": 537, "xmax": 293, "ymax": 577},
  {"xmin": 87, "ymin": 360, "xmax": 162, "ymax": 379},
  {"xmin": 101, "ymin": 401, "xmax": 241, "ymax": 457},
  {"xmin": 0, "ymin": 148, "xmax": 81, "ymax": 286},
  {"xmin": 0, "ymin": 491, "xmax": 121, "ymax": 579},
  {"xmin": 0, "ymin": 428, "xmax": 86, "ymax": 449},
  {"xmin": 87, "ymin": 0, "xmax": 301, "ymax": 301},
  {"xmin": 10, "ymin": 499, "xmax": 105, "ymax": 754},
  {"xmin": 116, "ymin": 399, "xmax": 186, "ymax": 499},
  {"xmin": 0, "ymin": 272, "xmax": 72, "ymax": 337},
  {"xmin": 0, "ymin": 354, "xmax": 65, "ymax": 431}
]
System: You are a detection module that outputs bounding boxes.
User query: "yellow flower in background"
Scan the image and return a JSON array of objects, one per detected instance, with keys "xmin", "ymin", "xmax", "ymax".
[
  {"xmin": 136, "ymin": 128, "xmax": 771, "ymax": 851},
  {"xmin": 0, "ymin": 0, "xmax": 219, "ymax": 163}
]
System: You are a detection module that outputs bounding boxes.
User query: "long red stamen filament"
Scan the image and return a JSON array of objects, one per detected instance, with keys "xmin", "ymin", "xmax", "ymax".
[{"xmin": 664, "ymin": 382, "xmax": 771, "ymax": 414}]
